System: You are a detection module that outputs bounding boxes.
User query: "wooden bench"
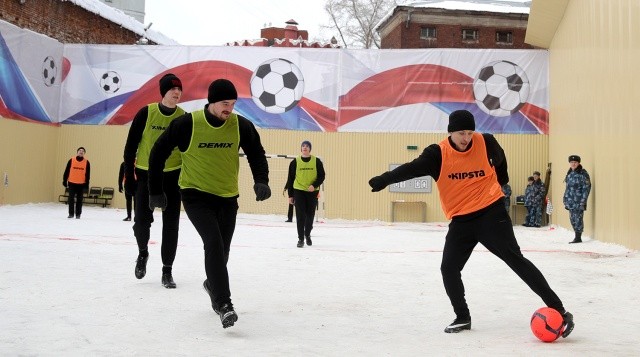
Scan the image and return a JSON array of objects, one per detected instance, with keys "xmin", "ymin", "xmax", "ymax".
[{"xmin": 59, "ymin": 186, "xmax": 114, "ymax": 207}]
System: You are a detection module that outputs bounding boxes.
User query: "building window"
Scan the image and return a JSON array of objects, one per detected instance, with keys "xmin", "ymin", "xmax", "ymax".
[
  {"xmin": 420, "ymin": 27, "xmax": 437, "ymax": 39},
  {"xmin": 496, "ymin": 31, "xmax": 513, "ymax": 44},
  {"xmin": 462, "ymin": 29, "xmax": 478, "ymax": 41}
]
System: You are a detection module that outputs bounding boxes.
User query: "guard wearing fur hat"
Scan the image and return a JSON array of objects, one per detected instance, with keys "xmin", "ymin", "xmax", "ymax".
[
  {"xmin": 123, "ymin": 73, "xmax": 185, "ymax": 290},
  {"xmin": 147, "ymin": 78, "xmax": 270, "ymax": 329},
  {"xmin": 563, "ymin": 155, "xmax": 591, "ymax": 243},
  {"xmin": 368, "ymin": 109, "xmax": 575, "ymax": 337}
]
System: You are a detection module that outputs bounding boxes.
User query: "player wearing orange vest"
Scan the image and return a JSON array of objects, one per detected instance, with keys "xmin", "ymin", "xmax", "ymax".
[
  {"xmin": 62, "ymin": 146, "xmax": 90, "ymax": 219},
  {"xmin": 368, "ymin": 110, "xmax": 574, "ymax": 338}
]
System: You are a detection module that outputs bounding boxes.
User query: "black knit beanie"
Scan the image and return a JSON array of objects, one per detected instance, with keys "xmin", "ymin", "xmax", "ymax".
[
  {"xmin": 447, "ymin": 110, "xmax": 476, "ymax": 132},
  {"xmin": 159, "ymin": 73, "xmax": 182, "ymax": 98},
  {"xmin": 208, "ymin": 79, "xmax": 238, "ymax": 103}
]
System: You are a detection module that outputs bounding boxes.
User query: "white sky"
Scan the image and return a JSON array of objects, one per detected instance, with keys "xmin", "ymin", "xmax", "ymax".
[
  {"xmin": 144, "ymin": 0, "xmax": 332, "ymax": 46},
  {"xmin": 1, "ymin": 203, "xmax": 639, "ymax": 355},
  {"xmin": 142, "ymin": 0, "xmax": 530, "ymax": 46}
]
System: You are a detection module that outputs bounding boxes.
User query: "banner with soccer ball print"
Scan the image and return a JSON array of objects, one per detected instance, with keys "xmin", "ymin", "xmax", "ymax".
[{"xmin": 0, "ymin": 20, "xmax": 548, "ymax": 133}]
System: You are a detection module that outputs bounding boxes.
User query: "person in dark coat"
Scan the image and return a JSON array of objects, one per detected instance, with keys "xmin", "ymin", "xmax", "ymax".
[{"xmin": 563, "ymin": 155, "xmax": 592, "ymax": 243}]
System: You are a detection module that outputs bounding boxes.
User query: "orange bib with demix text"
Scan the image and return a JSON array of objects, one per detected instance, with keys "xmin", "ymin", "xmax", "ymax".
[{"xmin": 437, "ymin": 133, "xmax": 503, "ymax": 219}]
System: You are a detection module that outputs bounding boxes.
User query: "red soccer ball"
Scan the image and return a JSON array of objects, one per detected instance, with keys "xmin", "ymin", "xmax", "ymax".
[{"xmin": 530, "ymin": 307, "xmax": 564, "ymax": 342}]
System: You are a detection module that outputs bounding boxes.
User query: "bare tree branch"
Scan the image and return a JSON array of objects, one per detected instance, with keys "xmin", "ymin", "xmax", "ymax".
[{"xmin": 323, "ymin": 0, "xmax": 398, "ymax": 49}]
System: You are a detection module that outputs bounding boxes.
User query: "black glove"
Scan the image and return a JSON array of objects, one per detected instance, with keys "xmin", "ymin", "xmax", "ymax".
[
  {"xmin": 62, "ymin": 181, "xmax": 67, "ymax": 188},
  {"xmin": 254, "ymin": 183, "xmax": 271, "ymax": 201},
  {"xmin": 149, "ymin": 193, "xmax": 167, "ymax": 211},
  {"xmin": 369, "ymin": 176, "xmax": 387, "ymax": 192},
  {"xmin": 119, "ymin": 187, "xmax": 123, "ymax": 193},
  {"xmin": 124, "ymin": 175, "xmax": 137, "ymax": 196}
]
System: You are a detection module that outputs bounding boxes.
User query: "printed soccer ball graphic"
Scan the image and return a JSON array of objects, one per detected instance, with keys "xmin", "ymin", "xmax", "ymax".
[
  {"xmin": 473, "ymin": 60, "xmax": 530, "ymax": 117},
  {"xmin": 42, "ymin": 56, "xmax": 57, "ymax": 87},
  {"xmin": 99, "ymin": 71, "xmax": 121, "ymax": 94},
  {"xmin": 250, "ymin": 58, "xmax": 304, "ymax": 114}
]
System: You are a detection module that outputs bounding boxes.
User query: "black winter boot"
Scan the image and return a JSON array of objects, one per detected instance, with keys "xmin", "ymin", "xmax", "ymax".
[{"xmin": 569, "ymin": 232, "xmax": 582, "ymax": 244}]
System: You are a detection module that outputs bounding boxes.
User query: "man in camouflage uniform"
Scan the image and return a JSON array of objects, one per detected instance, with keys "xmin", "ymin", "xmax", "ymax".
[
  {"xmin": 563, "ymin": 155, "xmax": 592, "ymax": 243},
  {"xmin": 532, "ymin": 171, "xmax": 545, "ymax": 227}
]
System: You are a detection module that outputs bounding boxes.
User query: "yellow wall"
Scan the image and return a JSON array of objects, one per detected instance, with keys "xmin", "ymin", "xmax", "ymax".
[
  {"xmin": 2, "ymin": 118, "xmax": 549, "ymax": 225},
  {"xmin": 0, "ymin": 119, "xmax": 58, "ymax": 205},
  {"xmin": 543, "ymin": 0, "xmax": 640, "ymax": 249}
]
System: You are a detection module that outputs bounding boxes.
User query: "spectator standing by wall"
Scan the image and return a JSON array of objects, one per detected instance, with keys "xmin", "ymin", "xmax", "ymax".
[
  {"xmin": 284, "ymin": 182, "xmax": 294, "ymax": 222},
  {"xmin": 531, "ymin": 171, "xmax": 545, "ymax": 226},
  {"xmin": 564, "ymin": 155, "xmax": 592, "ymax": 243},
  {"xmin": 523, "ymin": 176, "xmax": 535, "ymax": 226},
  {"xmin": 62, "ymin": 147, "xmax": 90, "ymax": 219},
  {"xmin": 118, "ymin": 162, "xmax": 134, "ymax": 221},
  {"xmin": 501, "ymin": 183, "xmax": 512, "ymax": 212}
]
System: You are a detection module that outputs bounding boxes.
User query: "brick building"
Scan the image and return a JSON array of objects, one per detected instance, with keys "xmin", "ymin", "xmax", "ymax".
[
  {"xmin": 377, "ymin": 1, "xmax": 532, "ymax": 49},
  {"xmin": 226, "ymin": 19, "xmax": 339, "ymax": 48},
  {"xmin": 0, "ymin": 0, "xmax": 172, "ymax": 44}
]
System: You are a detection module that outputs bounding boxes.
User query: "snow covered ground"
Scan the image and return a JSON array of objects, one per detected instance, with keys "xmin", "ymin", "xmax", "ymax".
[{"xmin": 1, "ymin": 203, "xmax": 638, "ymax": 356}]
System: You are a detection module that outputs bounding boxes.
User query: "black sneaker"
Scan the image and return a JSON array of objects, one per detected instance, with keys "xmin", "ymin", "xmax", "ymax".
[
  {"xmin": 444, "ymin": 317, "xmax": 471, "ymax": 333},
  {"xmin": 218, "ymin": 303, "xmax": 238, "ymax": 328},
  {"xmin": 75, "ymin": 215, "xmax": 81, "ymax": 219},
  {"xmin": 68, "ymin": 214, "xmax": 74, "ymax": 218},
  {"xmin": 161, "ymin": 273, "xmax": 176, "ymax": 289},
  {"xmin": 134, "ymin": 254, "xmax": 148, "ymax": 279},
  {"xmin": 561, "ymin": 311, "xmax": 574, "ymax": 338},
  {"xmin": 305, "ymin": 236, "xmax": 312, "ymax": 246},
  {"xmin": 203, "ymin": 280, "xmax": 218, "ymax": 314},
  {"xmin": 123, "ymin": 217, "xmax": 131, "ymax": 221},
  {"xmin": 297, "ymin": 239, "xmax": 304, "ymax": 248}
]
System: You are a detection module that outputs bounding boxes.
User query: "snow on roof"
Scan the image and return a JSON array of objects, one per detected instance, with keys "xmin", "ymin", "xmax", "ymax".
[
  {"xmin": 378, "ymin": 0, "xmax": 530, "ymax": 29},
  {"xmin": 66, "ymin": 0, "xmax": 179, "ymax": 45},
  {"xmin": 402, "ymin": 0, "xmax": 530, "ymax": 14}
]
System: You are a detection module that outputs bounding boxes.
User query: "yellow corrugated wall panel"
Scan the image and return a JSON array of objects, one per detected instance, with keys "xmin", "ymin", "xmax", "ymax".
[
  {"xmin": 0, "ymin": 119, "xmax": 58, "ymax": 205},
  {"xmin": 546, "ymin": 0, "xmax": 640, "ymax": 249}
]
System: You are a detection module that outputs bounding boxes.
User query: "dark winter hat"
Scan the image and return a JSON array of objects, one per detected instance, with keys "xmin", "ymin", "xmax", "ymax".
[
  {"xmin": 208, "ymin": 79, "xmax": 238, "ymax": 103},
  {"xmin": 533, "ymin": 171, "xmax": 541, "ymax": 176},
  {"xmin": 77, "ymin": 146, "xmax": 86, "ymax": 153},
  {"xmin": 159, "ymin": 73, "xmax": 182, "ymax": 98},
  {"xmin": 447, "ymin": 110, "xmax": 475, "ymax": 132},
  {"xmin": 301, "ymin": 140, "xmax": 312, "ymax": 150},
  {"xmin": 568, "ymin": 155, "xmax": 581, "ymax": 163}
]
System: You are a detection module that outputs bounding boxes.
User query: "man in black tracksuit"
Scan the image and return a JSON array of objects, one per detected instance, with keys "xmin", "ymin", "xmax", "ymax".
[
  {"xmin": 123, "ymin": 73, "xmax": 185, "ymax": 288},
  {"xmin": 285, "ymin": 140, "xmax": 325, "ymax": 247},
  {"xmin": 148, "ymin": 79, "xmax": 270, "ymax": 329},
  {"xmin": 368, "ymin": 110, "xmax": 574, "ymax": 337}
]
